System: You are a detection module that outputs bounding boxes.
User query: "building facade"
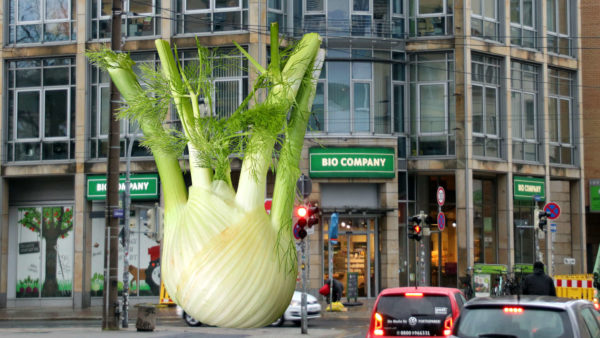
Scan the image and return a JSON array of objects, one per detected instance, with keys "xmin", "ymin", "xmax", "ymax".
[{"xmin": 0, "ymin": 0, "xmax": 586, "ymax": 308}]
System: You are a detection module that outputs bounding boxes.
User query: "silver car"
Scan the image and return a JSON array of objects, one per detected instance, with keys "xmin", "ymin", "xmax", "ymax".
[{"xmin": 175, "ymin": 291, "xmax": 322, "ymax": 327}]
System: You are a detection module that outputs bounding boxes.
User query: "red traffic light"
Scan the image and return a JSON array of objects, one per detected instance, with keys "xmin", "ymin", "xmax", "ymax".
[
  {"xmin": 414, "ymin": 225, "xmax": 421, "ymax": 234},
  {"xmin": 296, "ymin": 206, "xmax": 308, "ymax": 218}
]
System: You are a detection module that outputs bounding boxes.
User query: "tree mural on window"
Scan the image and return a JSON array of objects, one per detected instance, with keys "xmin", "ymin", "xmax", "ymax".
[{"xmin": 18, "ymin": 206, "xmax": 73, "ymax": 297}]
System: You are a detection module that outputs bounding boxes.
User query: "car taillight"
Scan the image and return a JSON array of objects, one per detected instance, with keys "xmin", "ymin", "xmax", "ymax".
[
  {"xmin": 503, "ymin": 307, "xmax": 524, "ymax": 314},
  {"xmin": 373, "ymin": 312, "xmax": 384, "ymax": 336},
  {"xmin": 404, "ymin": 292, "xmax": 423, "ymax": 297},
  {"xmin": 443, "ymin": 315, "xmax": 453, "ymax": 336},
  {"xmin": 594, "ymin": 298, "xmax": 600, "ymax": 311}
]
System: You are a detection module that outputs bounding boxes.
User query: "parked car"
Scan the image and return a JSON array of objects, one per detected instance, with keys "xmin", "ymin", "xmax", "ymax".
[
  {"xmin": 450, "ymin": 295, "xmax": 600, "ymax": 338},
  {"xmin": 175, "ymin": 290, "xmax": 322, "ymax": 327},
  {"xmin": 175, "ymin": 305, "xmax": 202, "ymax": 327},
  {"xmin": 367, "ymin": 286, "xmax": 466, "ymax": 337},
  {"xmin": 271, "ymin": 291, "xmax": 322, "ymax": 326}
]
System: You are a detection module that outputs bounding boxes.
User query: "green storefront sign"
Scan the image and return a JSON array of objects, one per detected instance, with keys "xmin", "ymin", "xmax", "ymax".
[
  {"xmin": 590, "ymin": 179, "xmax": 600, "ymax": 212},
  {"xmin": 513, "ymin": 176, "xmax": 545, "ymax": 201},
  {"xmin": 87, "ymin": 174, "xmax": 159, "ymax": 200},
  {"xmin": 309, "ymin": 147, "xmax": 395, "ymax": 178}
]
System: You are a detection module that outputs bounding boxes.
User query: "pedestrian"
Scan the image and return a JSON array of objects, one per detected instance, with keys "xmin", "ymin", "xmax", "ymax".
[
  {"xmin": 521, "ymin": 261, "xmax": 556, "ymax": 296},
  {"xmin": 323, "ymin": 278, "xmax": 344, "ymax": 303}
]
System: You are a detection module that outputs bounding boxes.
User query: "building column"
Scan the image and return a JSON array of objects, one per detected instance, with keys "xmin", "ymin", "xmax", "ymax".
[
  {"xmin": 571, "ymin": 180, "xmax": 586, "ymax": 273},
  {"xmin": 73, "ymin": 0, "xmax": 89, "ymax": 309},
  {"xmin": 0, "ymin": 179, "xmax": 8, "ymax": 307},
  {"xmin": 381, "ymin": 181, "xmax": 400, "ymax": 289}
]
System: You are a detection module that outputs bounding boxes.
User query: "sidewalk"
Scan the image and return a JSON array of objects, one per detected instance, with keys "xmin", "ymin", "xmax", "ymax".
[{"xmin": 0, "ymin": 298, "xmax": 375, "ymax": 322}]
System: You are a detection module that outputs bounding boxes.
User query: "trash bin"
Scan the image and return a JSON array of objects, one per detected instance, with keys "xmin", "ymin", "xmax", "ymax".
[{"xmin": 135, "ymin": 303, "xmax": 156, "ymax": 331}]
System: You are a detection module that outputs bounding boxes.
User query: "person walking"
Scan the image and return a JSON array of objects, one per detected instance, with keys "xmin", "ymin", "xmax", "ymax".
[{"xmin": 521, "ymin": 261, "xmax": 556, "ymax": 296}]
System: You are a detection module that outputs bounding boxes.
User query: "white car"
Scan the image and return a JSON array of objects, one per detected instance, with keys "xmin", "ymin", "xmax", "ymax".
[
  {"xmin": 271, "ymin": 291, "xmax": 322, "ymax": 326},
  {"xmin": 176, "ymin": 291, "xmax": 322, "ymax": 327}
]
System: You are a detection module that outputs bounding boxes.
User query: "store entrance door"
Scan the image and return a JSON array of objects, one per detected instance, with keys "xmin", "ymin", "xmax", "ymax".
[{"xmin": 325, "ymin": 216, "xmax": 378, "ymax": 298}]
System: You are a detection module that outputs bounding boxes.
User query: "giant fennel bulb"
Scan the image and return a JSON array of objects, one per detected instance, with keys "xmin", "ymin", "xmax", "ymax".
[{"xmin": 87, "ymin": 24, "xmax": 324, "ymax": 328}]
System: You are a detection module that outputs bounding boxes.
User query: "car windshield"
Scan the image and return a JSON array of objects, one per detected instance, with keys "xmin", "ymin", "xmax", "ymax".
[{"xmin": 455, "ymin": 306, "xmax": 573, "ymax": 338}]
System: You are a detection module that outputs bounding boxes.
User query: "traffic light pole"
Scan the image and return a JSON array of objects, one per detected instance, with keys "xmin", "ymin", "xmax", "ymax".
[{"xmin": 300, "ymin": 239, "xmax": 307, "ymax": 334}]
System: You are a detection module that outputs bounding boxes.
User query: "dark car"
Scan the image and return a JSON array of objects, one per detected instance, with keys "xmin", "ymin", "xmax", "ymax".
[
  {"xmin": 367, "ymin": 286, "xmax": 466, "ymax": 338},
  {"xmin": 450, "ymin": 295, "xmax": 600, "ymax": 338}
]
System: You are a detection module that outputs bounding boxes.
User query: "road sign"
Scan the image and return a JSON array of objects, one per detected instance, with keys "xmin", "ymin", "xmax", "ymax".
[
  {"xmin": 113, "ymin": 209, "xmax": 124, "ymax": 218},
  {"xmin": 437, "ymin": 187, "xmax": 445, "ymax": 206},
  {"xmin": 293, "ymin": 223, "xmax": 302, "ymax": 240},
  {"xmin": 550, "ymin": 223, "xmax": 557, "ymax": 233},
  {"xmin": 437, "ymin": 212, "xmax": 446, "ymax": 231},
  {"xmin": 563, "ymin": 257, "xmax": 575, "ymax": 265},
  {"xmin": 544, "ymin": 202, "xmax": 561, "ymax": 220}
]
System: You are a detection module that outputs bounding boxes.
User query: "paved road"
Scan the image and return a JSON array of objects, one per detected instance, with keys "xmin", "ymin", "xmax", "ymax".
[{"xmin": 0, "ymin": 316, "xmax": 369, "ymax": 338}]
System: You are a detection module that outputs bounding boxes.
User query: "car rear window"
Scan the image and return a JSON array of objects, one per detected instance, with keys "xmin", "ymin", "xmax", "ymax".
[
  {"xmin": 375, "ymin": 294, "xmax": 453, "ymax": 336},
  {"xmin": 455, "ymin": 307, "xmax": 573, "ymax": 338}
]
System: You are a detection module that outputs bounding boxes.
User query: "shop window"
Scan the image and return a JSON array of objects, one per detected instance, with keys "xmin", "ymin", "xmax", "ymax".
[
  {"xmin": 510, "ymin": 0, "xmax": 537, "ymax": 49},
  {"xmin": 409, "ymin": 52, "xmax": 455, "ymax": 156},
  {"xmin": 176, "ymin": 0, "xmax": 247, "ymax": 35},
  {"xmin": 7, "ymin": 0, "xmax": 76, "ymax": 44},
  {"xmin": 472, "ymin": 53, "xmax": 501, "ymax": 158},
  {"xmin": 473, "ymin": 179, "xmax": 497, "ymax": 264},
  {"xmin": 16, "ymin": 206, "xmax": 74, "ymax": 298},
  {"xmin": 510, "ymin": 60, "xmax": 539, "ymax": 162},
  {"xmin": 471, "ymin": 0, "xmax": 500, "ymax": 42},
  {"xmin": 408, "ymin": 0, "xmax": 453, "ymax": 37},
  {"xmin": 90, "ymin": 0, "xmax": 160, "ymax": 40},
  {"xmin": 547, "ymin": 0, "xmax": 572, "ymax": 56},
  {"xmin": 6, "ymin": 58, "xmax": 76, "ymax": 162},
  {"xmin": 548, "ymin": 68, "xmax": 574, "ymax": 165},
  {"xmin": 514, "ymin": 200, "xmax": 535, "ymax": 264},
  {"xmin": 90, "ymin": 206, "xmax": 162, "ymax": 297}
]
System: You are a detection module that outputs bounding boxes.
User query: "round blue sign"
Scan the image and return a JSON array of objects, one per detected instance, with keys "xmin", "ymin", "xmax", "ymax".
[
  {"xmin": 544, "ymin": 202, "xmax": 561, "ymax": 220},
  {"xmin": 437, "ymin": 212, "xmax": 446, "ymax": 231}
]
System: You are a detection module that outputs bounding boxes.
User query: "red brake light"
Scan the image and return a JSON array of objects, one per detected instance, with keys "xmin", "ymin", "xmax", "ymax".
[
  {"xmin": 503, "ymin": 307, "xmax": 524, "ymax": 314},
  {"xmin": 443, "ymin": 315, "xmax": 453, "ymax": 336},
  {"xmin": 405, "ymin": 292, "xmax": 424, "ymax": 297},
  {"xmin": 373, "ymin": 312, "xmax": 384, "ymax": 336},
  {"xmin": 594, "ymin": 298, "xmax": 600, "ymax": 311}
]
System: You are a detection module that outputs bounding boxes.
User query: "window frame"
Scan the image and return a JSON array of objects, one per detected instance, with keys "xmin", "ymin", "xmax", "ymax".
[
  {"xmin": 471, "ymin": 53, "xmax": 502, "ymax": 158},
  {"xmin": 510, "ymin": 0, "xmax": 537, "ymax": 49},
  {"xmin": 90, "ymin": 0, "xmax": 160, "ymax": 40},
  {"xmin": 471, "ymin": 0, "xmax": 500, "ymax": 42},
  {"xmin": 409, "ymin": 0, "xmax": 454, "ymax": 37},
  {"xmin": 9, "ymin": 0, "xmax": 75, "ymax": 44},
  {"xmin": 510, "ymin": 60, "xmax": 539, "ymax": 163},
  {"xmin": 547, "ymin": 0, "xmax": 571, "ymax": 56},
  {"xmin": 548, "ymin": 68, "xmax": 574, "ymax": 165},
  {"xmin": 6, "ymin": 58, "xmax": 76, "ymax": 162},
  {"xmin": 177, "ymin": 0, "xmax": 247, "ymax": 35}
]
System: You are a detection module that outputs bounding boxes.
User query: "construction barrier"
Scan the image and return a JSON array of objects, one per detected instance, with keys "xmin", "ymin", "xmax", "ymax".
[
  {"xmin": 554, "ymin": 274, "xmax": 595, "ymax": 301},
  {"xmin": 159, "ymin": 282, "xmax": 174, "ymax": 305}
]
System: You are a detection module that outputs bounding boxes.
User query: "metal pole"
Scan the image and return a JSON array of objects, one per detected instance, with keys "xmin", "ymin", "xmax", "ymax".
[
  {"xmin": 102, "ymin": 0, "xmax": 123, "ymax": 328},
  {"xmin": 301, "ymin": 239, "xmax": 307, "ymax": 334},
  {"xmin": 122, "ymin": 135, "xmax": 135, "ymax": 328},
  {"xmin": 328, "ymin": 238, "xmax": 333, "ymax": 308}
]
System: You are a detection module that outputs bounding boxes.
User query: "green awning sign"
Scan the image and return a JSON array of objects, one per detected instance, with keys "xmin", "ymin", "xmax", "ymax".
[
  {"xmin": 513, "ymin": 176, "xmax": 545, "ymax": 201},
  {"xmin": 309, "ymin": 147, "xmax": 395, "ymax": 178},
  {"xmin": 87, "ymin": 174, "xmax": 159, "ymax": 200},
  {"xmin": 590, "ymin": 179, "xmax": 600, "ymax": 212}
]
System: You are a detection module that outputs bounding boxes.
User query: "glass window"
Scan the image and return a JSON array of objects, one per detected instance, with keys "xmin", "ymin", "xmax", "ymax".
[
  {"xmin": 511, "ymin": 60, "xmax": 539, "ymax": 162},
  {"xmin": 409, "ymin": 0, "xmax": 453, "ymax": 37},
  {"xmin": 548, "ymin": 68, "xmax": 574, "ymax": 165},
  {"xmin": 8, "ymin": 0, "xmax": 75, "ymax": 44},
  {"xmin": 547, "ymin": 0, "xmax": 571, "ymax": 56},
  {"xmin": 91, "ymin": 0, "xmax": 160, "ymax": 40},
  {"xmin": 471, "ymin": 0, "xmax": 499, "ymax": 41},
  {"xmin": 16, "ymin": 206, "xmax": 74, "ymax": 298},
  {"xmin": 514, "ymin": 200, "xmax": 535, "ymax": 263},
  {"xmin": 472, "ymin": 53, "xmax": 501, "ymax": 158},
  {"xmin": 473, "ymin": 179, "xmax": 497, "ymax": 264},
  {"xmin": 7, "ymin": 58, "xmax": 75, "ymax": 162},
  {"xmin": 177, "ymin": 0, "xmax": 246, "ymax": 35},
  {"xmin": 581, "ymin": 308, "xmax": 600, "ymax": 337},
  {"xmin": 410, "ymin": 52, "xmax": 455, "ymax": 156},
  {"xmin": 510, "ymin": 0, "xmax": 536, "ymax": 48}
]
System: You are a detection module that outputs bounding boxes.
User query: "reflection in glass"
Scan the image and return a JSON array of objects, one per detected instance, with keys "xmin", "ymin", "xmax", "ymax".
[
  {"xmin": 45, "ymin": 0, "xmax": 69, "ymax": 19},
  {"xmin": 17, "ymin": 91, "xmax": 40, "ymax": 139},
  {"xmin": 44, "ymin": 90, "xmax": 68, "ymax": 137}
]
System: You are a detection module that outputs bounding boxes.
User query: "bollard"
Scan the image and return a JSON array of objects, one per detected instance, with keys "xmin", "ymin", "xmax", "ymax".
[{"xmin": 135, "ymin": 303, "xmax": 156, "ymax": 331}]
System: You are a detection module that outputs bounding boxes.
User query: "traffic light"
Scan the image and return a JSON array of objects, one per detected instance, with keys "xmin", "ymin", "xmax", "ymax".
[
  {"xmin": 538, "ymin": 210, "xmax": 549, "ymax": 231},
  {"xmin": 306, "ymin": 203, "xmax": 320, "ymax": 228},
  {"xmin": 295, "ymin": 205, "xmax": 308, "ymax": 239},
  {"xmin": 408, "ymin": 215, "xmax": 423, "ymax": 241}
]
